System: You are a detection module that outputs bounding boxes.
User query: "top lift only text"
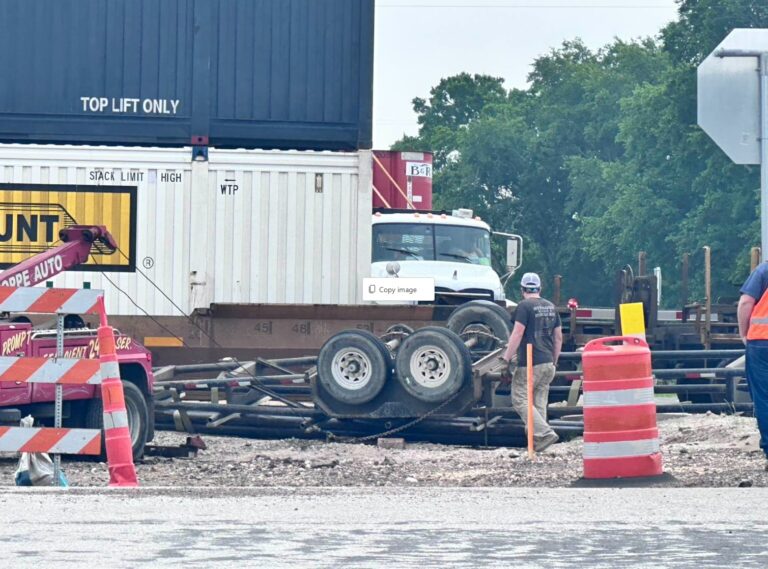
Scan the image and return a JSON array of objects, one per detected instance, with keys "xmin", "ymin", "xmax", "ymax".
[
  {"xmin": 363, "ymin": 278, "xmax": 435, "ymax": 302},
  {"xmin": 80, "ymin": 97, "xmax": 181, "ymax": 115}
]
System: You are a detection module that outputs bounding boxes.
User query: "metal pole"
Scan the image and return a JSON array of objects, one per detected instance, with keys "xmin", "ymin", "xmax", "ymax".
[
  {"xmin": 53, "ymin": 313, "xmax": 64, "ymax": 486},
  {"xmin": 761, "ymin": 54, "xmax": 768, "ymax": 260}
]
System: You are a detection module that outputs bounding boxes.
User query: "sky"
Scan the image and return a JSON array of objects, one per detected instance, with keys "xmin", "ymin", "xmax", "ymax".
[{"xmin": 372, "ymin": 0, "xmax": 680, "ymax": 149}]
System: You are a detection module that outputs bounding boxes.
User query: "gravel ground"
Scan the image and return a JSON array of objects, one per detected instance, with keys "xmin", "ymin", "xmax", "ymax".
[{"xmin": 0, "ymin": 412, "xmax": 765, "ymax": 487}]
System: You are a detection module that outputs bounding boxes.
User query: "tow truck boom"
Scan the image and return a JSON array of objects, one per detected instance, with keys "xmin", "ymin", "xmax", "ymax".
[{"xmin": 0, "ymin": 225, "xmax": 117, "ymax": 287}]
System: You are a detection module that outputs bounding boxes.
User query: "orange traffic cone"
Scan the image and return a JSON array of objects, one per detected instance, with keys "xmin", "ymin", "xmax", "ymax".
[{"xmin": 97, "ymin": 297, "xmax": 138, "ymax": 487}]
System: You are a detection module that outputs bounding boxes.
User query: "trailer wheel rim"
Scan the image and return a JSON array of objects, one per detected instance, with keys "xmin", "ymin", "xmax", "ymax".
[
  {"xmin": 125, "ymin": 394, "xmax": 141, "ymax": 448},
  {"xmin": 330, "ymin": 349, "xmax": 373, "ymax": 391},
  {"xmin": 409, "ymin": 346, "xmax": 452, "ymax": 388}
]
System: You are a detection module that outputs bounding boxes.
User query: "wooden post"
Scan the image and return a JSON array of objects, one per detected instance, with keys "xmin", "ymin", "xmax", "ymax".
[
  {"xmin": 638, "ymin": 251, "xmax": 647, "ymax": 276},
  {"xmin": 553, "ymin": 275, "xmax": 562, "ymax": 306},
  {"xmin": 751, "ymin": 247, "xmax": 762, "ymax": 272}
]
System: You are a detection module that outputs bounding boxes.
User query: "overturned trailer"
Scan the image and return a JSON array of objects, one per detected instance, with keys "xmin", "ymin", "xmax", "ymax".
[{"xmin": 152, "ymin": 313, "xmax": 751, "ymax": 448}]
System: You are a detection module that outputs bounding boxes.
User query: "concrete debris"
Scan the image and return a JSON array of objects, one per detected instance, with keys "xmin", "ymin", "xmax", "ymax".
[
  {"xmin": 377, "ymin": 437, "xmax": 406, "ymax": 450},
  {"xmin": 1, "ymin": 413, "xmax": 767, "ymax": 487}
]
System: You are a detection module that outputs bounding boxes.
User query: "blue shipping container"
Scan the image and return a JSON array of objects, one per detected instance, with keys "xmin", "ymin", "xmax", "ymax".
[{"xmin": 0, "ymin": 0, "xmax": 374, "ymax": 151}]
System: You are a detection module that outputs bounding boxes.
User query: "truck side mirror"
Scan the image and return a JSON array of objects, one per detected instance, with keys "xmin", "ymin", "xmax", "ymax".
[{"xmin": 506, "ymin": 235, "xmax": 523, "ymax": 272}]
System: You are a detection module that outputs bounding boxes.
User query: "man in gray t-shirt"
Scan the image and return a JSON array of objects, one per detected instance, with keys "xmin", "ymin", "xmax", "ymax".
[{"xmin": 502, "ymin": 272, "xmax": 563, "ymax": 452}]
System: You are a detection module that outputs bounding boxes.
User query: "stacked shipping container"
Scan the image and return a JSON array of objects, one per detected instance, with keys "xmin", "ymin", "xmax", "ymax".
[
  {"xmin": 372, "ymin": 151, "xmax": 434, "ymax": 210},
  {"xmin": 0, "ymin": 0, "xmax": 374, "ymax": 151},
  {"xmin": 0, "ymin": 0, "xmax": 378, "ymax": 317},
  {"xmin": 0, "ymin": 145, "xmax": 372, "ymax": 314}
]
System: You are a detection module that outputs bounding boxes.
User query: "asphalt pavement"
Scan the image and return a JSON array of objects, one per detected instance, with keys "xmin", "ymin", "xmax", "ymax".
[{"xmin": 1, "ymin": 487, "xmax": 766, "ymax": 568}]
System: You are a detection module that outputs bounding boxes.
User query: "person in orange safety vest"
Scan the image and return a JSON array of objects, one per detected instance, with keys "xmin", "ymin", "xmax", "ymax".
[{"xmin": 738, "ymin": 262, "xmax": 768, "ymax": 469}]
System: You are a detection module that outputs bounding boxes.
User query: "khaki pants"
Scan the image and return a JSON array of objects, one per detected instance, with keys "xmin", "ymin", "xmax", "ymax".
[{"xmin": 511, "ymin": 362, "xmax": 556, "ymax": 440}]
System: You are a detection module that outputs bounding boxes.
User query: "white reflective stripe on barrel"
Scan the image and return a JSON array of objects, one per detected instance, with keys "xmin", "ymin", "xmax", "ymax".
[
  {"xmin": 103, "ymin": 410, "xmax": 129, "ymax": 430},
  {"xmin": 583, "ymin": 438, "xmax": 660, "ymax": 459},
  {"xmin": 583, "ymin": 387, "xmax": 655, "ymax": 408}
]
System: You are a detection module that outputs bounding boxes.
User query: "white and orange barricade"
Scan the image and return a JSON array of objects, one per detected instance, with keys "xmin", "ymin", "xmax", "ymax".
[
  {"xmin": 0, "ymin": 426, "xmax": 101, "ymax": 455},
  {"xmin": 0, "ymin": 356, "xmax": 103, "ymax": 457},
  {"xmin": 0, "ymin": 286, "xmax": 138, "ymax": 487},
  {"xmin": 581, "ymin": 336, "xmax": 662, "ymax": 479},
  {"xmin": 0, "ymin": 287, "xmax": 102, "ymax": 314},
  {"xmin": 0, "ymin": 357, "xmax": 102, "ymax": 385}
]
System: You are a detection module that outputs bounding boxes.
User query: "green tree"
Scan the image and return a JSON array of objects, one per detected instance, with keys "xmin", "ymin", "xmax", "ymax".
[
  {"xmin": 392, "ymin": 0, "xmax": 768, "ymax": 307},
  {"xmin": 580, "ymin": 0, "xmax": 768, "ymax": 305},
  {"xmin": 391, "ymin": 73, "xmax": 507, "ymax": 169},
  {"xmin": 663, "ymin": 0, "xmax": 768, "ymax": 65}
]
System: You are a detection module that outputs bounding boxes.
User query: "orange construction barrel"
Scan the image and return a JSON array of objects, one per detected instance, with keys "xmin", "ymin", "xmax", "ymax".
[{"xmin": 581, "ymin": 336, "xmax": 662, "ymax": 479}]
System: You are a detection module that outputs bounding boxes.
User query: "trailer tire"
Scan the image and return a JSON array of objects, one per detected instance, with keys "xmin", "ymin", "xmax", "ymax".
[
  {"xmin": 395, "ymin": 327, "xmax": 472, "ymax": 403},
  {"xmin": 446, "ymin": 300, "xmax": 512, "ymax": 353},
  {"xmin": 84, "ymin": 381, "xmax": 149, "ymax": 461},
  {"xmin": 317, "ymin": 330, "xmax": 391, "ymax": 405}
]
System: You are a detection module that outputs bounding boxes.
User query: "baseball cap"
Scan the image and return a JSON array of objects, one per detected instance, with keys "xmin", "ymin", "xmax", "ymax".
[{"xmin": 520, "ymin": 272, "xmax": 541, "ymax": 290}]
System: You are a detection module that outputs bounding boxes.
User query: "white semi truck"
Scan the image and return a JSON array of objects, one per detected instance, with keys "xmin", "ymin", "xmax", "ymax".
[{"xmin": 370, "ymin": 208, "xmax": 522, "ymax": 307}]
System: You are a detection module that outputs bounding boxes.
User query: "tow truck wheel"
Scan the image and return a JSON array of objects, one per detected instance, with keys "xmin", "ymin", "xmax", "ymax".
[
  {"xmin": 446, "ymin": 300, "xmax": 512, "ymax": 353},
  {"xmin": 85, "ymin": 381, "xmax": 149, "ymax": 461},
  {"xmin": 395, "ymin": 327, "xmax": 472, "ymax": 403},
  {"xmin": 317, "ymin": 330, "xmax": 391, "ymax": 405}
]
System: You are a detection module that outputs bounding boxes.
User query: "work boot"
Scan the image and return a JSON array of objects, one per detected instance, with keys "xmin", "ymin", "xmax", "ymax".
[{"xmin": 534, "ymin": 431, "xmax": 559, "ymax": 452}]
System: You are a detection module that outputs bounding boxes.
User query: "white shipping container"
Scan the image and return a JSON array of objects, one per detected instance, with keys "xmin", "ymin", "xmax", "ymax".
[{"xmin": 0, "ymin": 144, "xmax": 372, "ymax": 315}]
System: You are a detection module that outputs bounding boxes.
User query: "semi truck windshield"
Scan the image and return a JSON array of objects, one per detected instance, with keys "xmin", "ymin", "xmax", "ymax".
[{"xmin": 372, "ymin": 223, "xmax": 492, "ymax": 265}]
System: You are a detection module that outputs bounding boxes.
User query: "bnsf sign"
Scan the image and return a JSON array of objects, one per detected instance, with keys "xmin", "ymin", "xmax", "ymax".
[{"xmin": 0, "ymin": 184, "xmax": 136, "ymax": 272}]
